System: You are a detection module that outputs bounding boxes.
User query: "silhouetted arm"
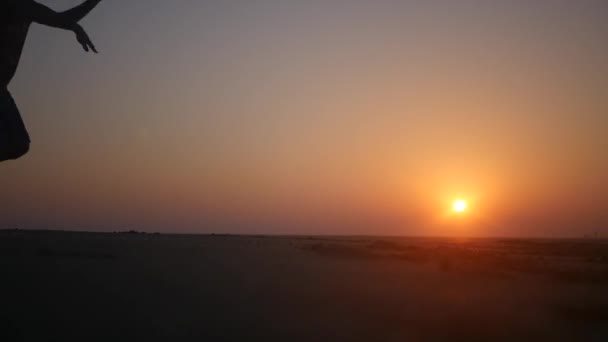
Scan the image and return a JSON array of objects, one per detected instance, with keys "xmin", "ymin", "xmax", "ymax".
[
  {"xmin": 54, "ymin": 0, "xmax": 103, "ymax": 24},
  {"xmin": 28, "ymin": 0, "xmax": 102, "ymax": 28},
  {"xmin": 27, "ymin": 1, "xmax": 100, "ymax": 53},
  {"xmin": 28, "ymin": 1, "xmax": 101, "ymax": 29}
]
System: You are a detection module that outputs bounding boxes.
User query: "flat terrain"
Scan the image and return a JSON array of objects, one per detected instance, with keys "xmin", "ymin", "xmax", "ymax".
[{"xmin": 1, "ymin": 230, "xmax": 608, "ymax": 341}]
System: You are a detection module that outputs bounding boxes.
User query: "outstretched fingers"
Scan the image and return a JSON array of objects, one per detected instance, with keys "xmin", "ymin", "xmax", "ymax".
[
  {"xmin": 75, "ymin": 25, "xmax": 98, "ymax": 53},
  {"xmin": 80, "ymin": 41, "xmax": 89, "ymax": 52},
  {"xmin": 90, "ymin": 41, "xmax": 98, "ymax": 53},
  {"xmin": 81, "ymin": 40, "xmax": 97, "ymax": 53}
]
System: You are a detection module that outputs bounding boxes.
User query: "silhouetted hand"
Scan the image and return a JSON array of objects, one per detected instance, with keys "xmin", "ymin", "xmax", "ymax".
[{"xmin": 74, "ymin": 25, "xmax": 97, "ymax": 53}]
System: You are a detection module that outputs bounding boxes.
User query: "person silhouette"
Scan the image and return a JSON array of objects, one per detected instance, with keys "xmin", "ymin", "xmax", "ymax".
[{"xmin": 1, "ymin": 0, "xmax": 102, "ymax": 162}]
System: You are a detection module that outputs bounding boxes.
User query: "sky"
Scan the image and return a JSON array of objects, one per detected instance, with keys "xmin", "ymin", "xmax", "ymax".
[{"xmin": 1, "ymin": 0, "xmax": 607, "ymax": 236}]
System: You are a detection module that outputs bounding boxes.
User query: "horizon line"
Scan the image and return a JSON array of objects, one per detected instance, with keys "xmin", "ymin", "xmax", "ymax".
[{"xmin": 0, "ymin": 228, "xmax": 604, "ymax": 240}]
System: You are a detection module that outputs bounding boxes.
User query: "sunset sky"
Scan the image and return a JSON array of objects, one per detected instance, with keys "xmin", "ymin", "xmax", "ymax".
[{"xmin": 1, "ymin": 0, "xmax": 607, "ymax": 236}]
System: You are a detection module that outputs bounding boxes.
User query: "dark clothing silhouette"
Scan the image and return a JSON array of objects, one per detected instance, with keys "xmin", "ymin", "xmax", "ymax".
[
  {"xmin": 1, "ymin": 1, "xmax": 32, "ymax": 161},
  {"xmin": 0, "ymin": 0, "xmax": 102, "ymax": 162},
  {"xmin": 0, "ymin": 89, "xmax": 30, "ymax": 161},
  {"xmin": 1, "ymin": 1, "xmax": 30, "ymax": 89}
]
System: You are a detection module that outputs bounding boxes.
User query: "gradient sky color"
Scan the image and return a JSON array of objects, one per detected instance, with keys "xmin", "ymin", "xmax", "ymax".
[{"xmin": 1, "ymin": 0, "xmax": 607, "ymax": 236}]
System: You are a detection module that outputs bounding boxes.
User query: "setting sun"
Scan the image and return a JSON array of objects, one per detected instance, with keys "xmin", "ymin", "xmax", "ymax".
[{"xmin": 453, "ymin": 200, "xmax": 467, "ymax": 213}]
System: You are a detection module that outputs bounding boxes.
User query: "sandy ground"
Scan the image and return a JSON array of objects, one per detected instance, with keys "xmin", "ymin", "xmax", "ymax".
[{"xmin": 1, "ymin": 230, "xmax": 607, "ymax": 341}]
